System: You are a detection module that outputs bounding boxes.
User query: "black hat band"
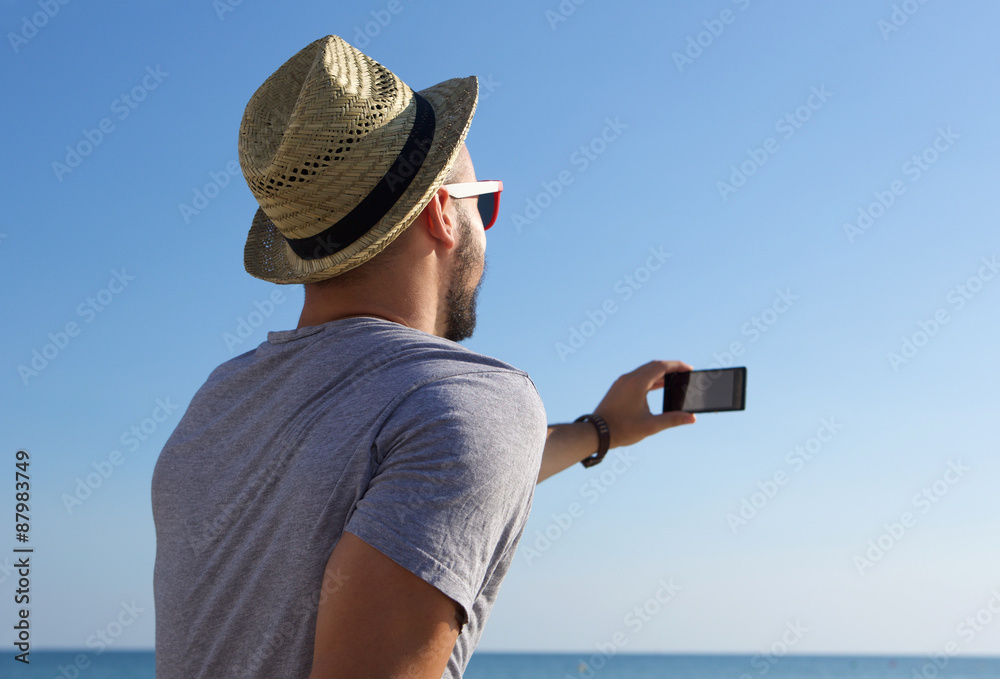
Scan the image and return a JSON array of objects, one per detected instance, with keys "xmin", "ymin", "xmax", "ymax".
[{"xmin": 284, "ymin": 92, "xmax": 437, "ymax": 261}]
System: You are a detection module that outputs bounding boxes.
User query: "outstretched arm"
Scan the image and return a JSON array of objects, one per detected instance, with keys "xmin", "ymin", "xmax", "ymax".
[{"xmin": 537, "ymin": 360, "xmax": 697, "ymax": 484}]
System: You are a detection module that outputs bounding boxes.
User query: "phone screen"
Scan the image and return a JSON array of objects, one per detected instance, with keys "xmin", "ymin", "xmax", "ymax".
[{"xmin": 663, "ymin": 367, "xmax": 746, "ymax": 413}]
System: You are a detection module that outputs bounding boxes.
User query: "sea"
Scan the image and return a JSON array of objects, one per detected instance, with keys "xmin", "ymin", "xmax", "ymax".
[{"xmin": 11, "ymin": 651, "xmax": 1000, "ymax": 678}]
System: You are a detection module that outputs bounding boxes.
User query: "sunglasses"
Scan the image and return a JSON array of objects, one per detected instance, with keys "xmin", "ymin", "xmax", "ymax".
[{"xmin": 442, "ymin": 180, "xmax": 504, "ymax": 230}]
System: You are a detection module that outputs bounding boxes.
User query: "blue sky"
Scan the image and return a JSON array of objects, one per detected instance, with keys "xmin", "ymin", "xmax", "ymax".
[{"xmin": 2, "ymin": 0, "xmax": 1000, "ymax": 662}]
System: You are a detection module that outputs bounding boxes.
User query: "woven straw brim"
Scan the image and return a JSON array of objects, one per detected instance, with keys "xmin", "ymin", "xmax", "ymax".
[{"xmin": 243, "ymin": 77, "xmax": 478, "ymax": 284}]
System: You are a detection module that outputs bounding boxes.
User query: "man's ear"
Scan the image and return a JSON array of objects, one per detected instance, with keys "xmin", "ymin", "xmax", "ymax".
[{"xmin": 420, "ymin": 187, "xmax": 458, "ymax": 250}]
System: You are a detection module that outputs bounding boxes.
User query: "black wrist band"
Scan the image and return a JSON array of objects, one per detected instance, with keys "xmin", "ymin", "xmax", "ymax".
[{"xmin": 576, "ymin": 414, "xmax": 610, "ymax": 468}]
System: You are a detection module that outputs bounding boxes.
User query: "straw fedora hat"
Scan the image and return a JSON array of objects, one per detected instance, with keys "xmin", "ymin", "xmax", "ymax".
[{"xmin": 239, "ymin": 35, "xmax": 479, "ymax": 284}]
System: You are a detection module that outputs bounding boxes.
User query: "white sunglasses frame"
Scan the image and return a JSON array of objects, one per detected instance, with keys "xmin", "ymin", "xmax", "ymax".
[
  {"xmin": 441, "ymin": 180, "xmax": 504, "ymax": 229},
  {"xmin": 441, "ymin": 180, "xmax": 503, "ymax": 198}
]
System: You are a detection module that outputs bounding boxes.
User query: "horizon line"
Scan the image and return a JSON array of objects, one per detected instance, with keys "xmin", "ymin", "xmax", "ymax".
[{"xmin": 25, "ymin": 649, "xmax": 1000, "ymax": 659}]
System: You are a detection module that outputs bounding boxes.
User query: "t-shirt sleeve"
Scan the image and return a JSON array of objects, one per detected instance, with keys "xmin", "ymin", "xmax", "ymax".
[{"xmin": 344, "ymin": 369, "xmax": 547, "ymax": 627}]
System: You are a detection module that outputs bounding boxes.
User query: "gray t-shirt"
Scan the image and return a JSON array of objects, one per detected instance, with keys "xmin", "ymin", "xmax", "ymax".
[{"xmin": 151, "ymin": 316, "xmax": 547, "ymax": 678}]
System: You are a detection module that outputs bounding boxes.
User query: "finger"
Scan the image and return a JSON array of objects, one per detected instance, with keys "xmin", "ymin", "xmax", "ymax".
[
  {"xmin": 628, "ymin": 360, "xmax": 693, "ymax": 392},
  {"xmin": 661, "ymin": 360, "xmax": 695, "ymax": 374},
  {"xmin": 638, "ymin": 360, "xmax": 690, "ymax": 381},
  {"xmin": 651, "ymin": 410, "xmax": 697, "ymax": 431}
]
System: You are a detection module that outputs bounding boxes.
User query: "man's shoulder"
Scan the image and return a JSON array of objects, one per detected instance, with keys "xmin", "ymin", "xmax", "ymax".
[
  {"xmin": 208, "ymin": 317, "xmax": 525, "ymax": 378},
  {"xmin": 376, "ymin": 327, "xmax": 542, "ymax": 419},
  {"xmin": 194, "ymin": 318, "xmax": 538, "ymax": 421},
  {"xmin": 354, "ymin": 323, "xmax": 546, "ymax": 434}
]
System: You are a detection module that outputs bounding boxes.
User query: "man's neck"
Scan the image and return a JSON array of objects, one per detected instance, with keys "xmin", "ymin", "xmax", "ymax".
[{"xmin": 296, "ymin": 310, "xmax": 399, "ymax": 330}]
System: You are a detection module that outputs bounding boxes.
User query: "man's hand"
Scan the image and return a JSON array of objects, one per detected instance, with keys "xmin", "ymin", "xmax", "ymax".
[
  {"xmin": 592, "ymin": 360, "xmax": 696, "ymax": 449},
  {"xmin": 537, "ymin": 360, "xmax": 696, "ymax": 483}
]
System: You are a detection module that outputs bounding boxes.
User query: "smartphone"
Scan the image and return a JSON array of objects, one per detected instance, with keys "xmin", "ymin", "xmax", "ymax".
[{"xmin": 663, "ymin": 367, "xmax": 747, "ymax": 413}]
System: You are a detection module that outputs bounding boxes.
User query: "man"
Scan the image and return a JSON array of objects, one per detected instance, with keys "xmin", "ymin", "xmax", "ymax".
[{"xmin": 151, "ymin": 35, "xmax": 695, "ymax": 678}]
